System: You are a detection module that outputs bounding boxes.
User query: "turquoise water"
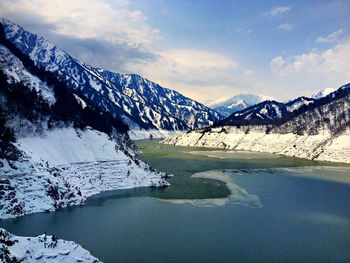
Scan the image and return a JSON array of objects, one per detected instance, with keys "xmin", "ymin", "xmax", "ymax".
[{"xmin": 1, "ymin": 141, "xmax": 350, "ymax": 262}]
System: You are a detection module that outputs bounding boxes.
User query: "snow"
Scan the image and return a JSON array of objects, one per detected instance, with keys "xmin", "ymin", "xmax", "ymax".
[
  {"xmin": 2, "ymin": 19, "xmax": 222, "ymax": 133},
  {"xmin": 128, "ymin": 129, "xmax": 185, "ymax": 140},
  {"xmin": 16, "ymin": 127, "xmax": 123, "ymax": 166},
  {"xmin": 0, "ymin": 127, "xmax": 169, "ymax": 219},
  {"xmin": 312, "ymin": 88, "xmax": 336, "ymax": 99},
  {"xmin": 73, "ymin": 94, "xmax": 87, "ymax": 109},
  {"xmin": 286, "ymin": 98, "xmax": 314, "ymax": 112},
  {"xmin": 161, "ymin": 127, "xmax": 350, "ymax": 164},
  {"xmin": 0, "ymin": 45, "xmax": 56, "ymax": 104},
  {"xmin": 211, "ymin": 94, "xmax": 274, "ymax": 117},
  {"xmin": 0, "ymin": 228, "xmax": 101, "ymax": 262}
]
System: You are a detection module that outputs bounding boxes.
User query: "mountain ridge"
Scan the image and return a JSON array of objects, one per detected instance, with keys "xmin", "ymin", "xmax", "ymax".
[
  {"xmin": 211, "ymin": 93, "xmax": 273, "ymax": 117},
  {"xmin": 162, "ymin": 83, "xmax": 350, "ymax": 164},
  {"xmin": 0, "ymin": 19, "xmax": 222, "ymax": 138}
]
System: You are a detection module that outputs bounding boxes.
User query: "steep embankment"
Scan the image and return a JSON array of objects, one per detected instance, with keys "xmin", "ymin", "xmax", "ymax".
[
  {"xmin": 162, "ymin": 85, "xmax": 350, "ymax": 164},
  {"xmin": 1, "ymin": 127, "xmax": 169, "ymax": 219}
]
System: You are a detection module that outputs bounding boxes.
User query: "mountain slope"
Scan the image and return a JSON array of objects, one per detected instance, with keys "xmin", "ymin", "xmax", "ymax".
[
  {"xmin": 312, "ymin": 87, "xmax": 336, "ymax": 99},
  {"xmin": 211, "ymin": 94, "xmax": 273, "ymax": 117},
  {"xmin": 216, "ymin": 96, "xmax": 316, "ymax": 126},
  {"xmin": 0, "ymin": 39, "xmax": 169, "ymax": 219},
  {"xmin": 0, "ymin": 19, "xmax": 222, "ymax": 137},
  {"xmin": 162, "ymin": 84, "xmax": 350, "ymax": 164}
]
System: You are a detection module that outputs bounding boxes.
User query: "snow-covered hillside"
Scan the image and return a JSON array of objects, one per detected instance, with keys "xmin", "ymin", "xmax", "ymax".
[
  {"xmin": 162, "ymin": 84, "xmax": 350, "ymax": 164},
  {"xmin": 0, "ymin": 19, "xmax": 221, "ymax": 137},
  {"xmin": 312, "ymin": 88, "xmax": 336, "ymax": 99},
  {"xmin": 211, "ymin": 94, "xmax": 273, "ymax": 117},
  {"xmin": 0, "ymin": 127, "xmax": 169, "ymax": 219},
  {"xmin": 217, "ymin": 96, "xmax": 315, "ymax": 126},
  {"xmin": 162, "ymin": 127, "xmax": 350, "ymax": 164},
  {"xmin": 0, "ymin": 228, "xmax": 101, "ymax": 262},
  {"xmin": 0, "ymin": 45, "xmax": 56, "ymax": 104},
  {"xmin": 0, "ymin": 28, "xmax": 170, "ymax": 219}
]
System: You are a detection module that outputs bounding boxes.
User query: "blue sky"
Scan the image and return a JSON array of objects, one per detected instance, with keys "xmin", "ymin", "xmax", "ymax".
[{"xmin": 1, "ymin": 0, "xmax": 349, "ymax": 104}]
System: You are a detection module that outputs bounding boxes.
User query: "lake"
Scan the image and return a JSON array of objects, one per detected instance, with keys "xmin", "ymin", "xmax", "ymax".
[{"xmin": 1, "ymin": 140, "xmax": 350, "ymax": 262}]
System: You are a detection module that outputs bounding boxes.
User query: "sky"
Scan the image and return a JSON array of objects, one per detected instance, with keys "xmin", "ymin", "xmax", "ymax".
[{"xmin": 0, "ymin": 0, "xmax": 349, "ymax": 104}]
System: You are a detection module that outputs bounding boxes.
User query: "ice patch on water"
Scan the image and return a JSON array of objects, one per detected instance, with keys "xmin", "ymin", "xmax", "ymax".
[
  {"xmin": 186, "ymin": 150, "xmax": 278, "ymax": 160},
  {"xmin": 161, "ymin": 170, "xmax": 262, "ymax": 208}
]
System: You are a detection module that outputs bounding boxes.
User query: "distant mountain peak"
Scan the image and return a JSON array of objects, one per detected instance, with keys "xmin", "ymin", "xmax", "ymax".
[
  {"xmin": 211, "ymin": 93, "xmax": 274, "ymax": 117},
  {"xmin": 312, "ymin": 87, "xmax": 336, "ymax": 99}
]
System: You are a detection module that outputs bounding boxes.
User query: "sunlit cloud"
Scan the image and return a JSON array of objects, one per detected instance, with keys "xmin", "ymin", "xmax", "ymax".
[
  {"xmin": 0, "ymin": 0, "xmax": 159, "ymax": 47},
  {"xmin": 270, "ymin": 38, "xmax": 350, "ymax": 82},
  {"xmin": 125, "ymin": 49, "xmax": 239, "ymax": 103}
]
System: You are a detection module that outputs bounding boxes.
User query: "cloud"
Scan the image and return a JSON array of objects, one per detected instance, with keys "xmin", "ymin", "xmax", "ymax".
[
  {"xmin": 270, "ymin": 38, "xmax": 350, "ymax": 81},
  {"xmin": 0, "ymin": 0, "xmax": 161, "ymax": 72},
  {"xmin": 278, "ymin": 23, "xmax": 293, "ymax": 31},
  {"xmin": 0, "ymin": 0, "xmax": 159, "ymax": 47},
  {"xmin": 0, "ymin": 0, "xmax": 247, "ymax": 104},
  {"xmin": 125, "ymin": 49, "xmax": 240, "ymax": 103},
  {"xmin": 270, "ymin": 56, "xmax": 285, "ymax": 73},
  {"xmin": 316, "ymin": 29, "xmax": 344, "ymax": 43},
  {"xmin": 264, "ymin": 6, "xmax": 291, "ymax": 16},
  {"xmin": 243, "ymin": 70, "xmax": 255, "ymax": 77}
]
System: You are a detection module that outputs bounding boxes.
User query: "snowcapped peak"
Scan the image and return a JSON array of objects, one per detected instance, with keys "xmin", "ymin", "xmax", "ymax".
[
  {"xmin": 212, "ymin": 93, "xmax": 274, "ymax": 117},
  {"xmin": 312, "ymin": 88, "xmax": 336, "ymax": 99}
]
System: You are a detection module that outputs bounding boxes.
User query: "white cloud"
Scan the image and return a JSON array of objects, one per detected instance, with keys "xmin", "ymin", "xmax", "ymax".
[
  {"xmin": 278, "ymin": 23, "xmax": 293, "ymax": 31},
  {"xmin": 264, "ymin": 6, "xmax": 291, "ymax": 16},
  {"xmin": 270, "ymin": 38, "xmax": 350, "ymax": 81},
  {"xmin": 270, "ymin": 56, "xmax": 285, "ymax": 73},
  {"xmin": 243, "ymin": 70, "xmax": 255, "ymax": 77},
  {"xmin": 316, "ymin": 29, "xmax": 344, "ymax": 43},
  {"xmin": 125, "ymin": 49, "xmax": 239, "ymax": 103},
  {"xmin": 0, "ymin": 0, "xmax": 159, "ymax": 48}
]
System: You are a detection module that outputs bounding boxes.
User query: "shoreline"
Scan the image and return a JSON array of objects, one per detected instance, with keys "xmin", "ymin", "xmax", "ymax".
[{"xmin": 161, "ymin": 127, "xmax": 350, "ymax": 164}]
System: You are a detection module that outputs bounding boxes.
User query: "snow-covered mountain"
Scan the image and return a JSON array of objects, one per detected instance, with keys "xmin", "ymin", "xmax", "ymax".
[
  {"xmin": 0, "ymin": 28, "xmax": 171, "ymax": 219},
  {"xmin": 162, "ymin": 83, "xmax": 350, "ymax": 164},
  {"xmin": 217, "ymin": 96, "xmax": 316, "ymax": 126},
  {"xmin": 312, "ymin": 87, "xmax": 336, "ymax": 99},
  {"xmin": 211, "ymin": 94, "xmax": 273, "ymax": 117},
  {"xmin": 0, "ymin": 19, "xmax": 221, "ymax": 138}
]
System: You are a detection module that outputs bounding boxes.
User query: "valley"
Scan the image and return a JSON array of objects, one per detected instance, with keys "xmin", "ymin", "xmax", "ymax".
[{"xmin": 0, "ymin": 13, "xmax": 349, "ymax": 263}]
